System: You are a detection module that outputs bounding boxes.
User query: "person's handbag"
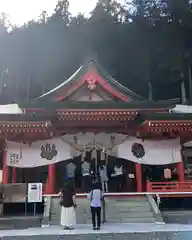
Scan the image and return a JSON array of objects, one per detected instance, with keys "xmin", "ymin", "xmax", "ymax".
[
  {"xmin": 59, "ymin": 198, "xmax": 64, "ymax": 206},
  {"xmin": 59, "ymin": 192, "xmax": 64, "ymax": 206}
]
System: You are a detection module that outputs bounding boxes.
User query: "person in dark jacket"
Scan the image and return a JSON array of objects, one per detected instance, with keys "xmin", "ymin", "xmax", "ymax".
[{"xmin": 59, "ymin": 182, "xmax": 76, "ymax": 230}]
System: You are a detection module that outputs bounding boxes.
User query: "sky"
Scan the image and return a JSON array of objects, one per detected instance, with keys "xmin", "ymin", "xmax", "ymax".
[{"xmin": 0, "ymin": 0, "xmax": 99, "ymax": 26}]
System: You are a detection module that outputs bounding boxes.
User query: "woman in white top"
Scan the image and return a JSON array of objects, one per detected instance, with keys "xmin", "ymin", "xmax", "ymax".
[{"xmin": 88, "ymin": 182, "xmax": 103, "ymax": 230}]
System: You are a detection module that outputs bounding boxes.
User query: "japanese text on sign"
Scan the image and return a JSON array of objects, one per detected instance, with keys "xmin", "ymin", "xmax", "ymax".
[{"xmin": 28, "ymin": 183, "xmax": 42, "ymax": 203}]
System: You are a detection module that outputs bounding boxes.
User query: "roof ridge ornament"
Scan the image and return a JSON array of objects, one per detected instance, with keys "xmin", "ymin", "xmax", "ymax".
[{"xmin": 86, "ymin": 77, "xmax": 96, "ymax": 91}]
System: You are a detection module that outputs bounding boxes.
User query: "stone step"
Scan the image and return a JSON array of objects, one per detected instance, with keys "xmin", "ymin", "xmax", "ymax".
[
  {"xmin": 51, "ymin": 201, "xmax": 149, "ymax": 211},
  {"xmin": 121, "ymin": 217, "xmax": 155, "ymax": 223},
  {"xmin": 52, "ymin": 209, "xmax": 154, "ymax": 216},
  {"xmin": 107, "ymin": 199, "xmax": 148, "ymax": 203},
  {"xmin": 105, "ymin": 218, "xmax": 154, "ymax": 223},
  {"xmin": 106, "ymin": 211, "xmax": 154, "ymax": 218},
  {"xmin": 108, "ymin": 197, "xmax": 147, "ymax": 201},
  {"xmin": 51, "ymin": 216, "xmax": 88, "ymax": 225},
  {"xmin": 106, "ymin": 202, "xmax": 149, "ymax": 208},
  {"xmin": 105, "ymin": 207, "xmax": 152, "ymax": 214},
  {"xmin": 107, "ymin": 198, "xmax": 148, "ymax": 202},
  {"xmin": 51, "ymin": 211, "xmax": 92, "ymax": 216},
  {"xmin": 106, "ymin": 205, "xmax": 151, "ymax": 210},
  {"xmin": 52, "ymin": 207, "xmax": 152, "ymax": 216},
  {"xmin": 49, "ymin": 196, "xmax": 157, "ymax": 225},
  {"xmin": 108, "ymin": 199, "xmax": 148, "ymax": 203}
]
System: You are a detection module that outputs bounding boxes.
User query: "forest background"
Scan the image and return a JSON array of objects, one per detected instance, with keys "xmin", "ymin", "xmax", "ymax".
[{"xmin": 0, "ymin": 0, "xmax": 191, "ymax": 103}]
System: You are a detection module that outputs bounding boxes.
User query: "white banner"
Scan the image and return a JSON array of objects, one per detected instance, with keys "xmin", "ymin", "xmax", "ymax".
[
  {"xmin": 7, "ymin": 138, "xmax": 74, "ymax": 168},
  {"xmin": 116, "ymin": 137, "xmax": 181, "ymax": 165},
  {"xmin": 62, "ymin": 133, "xmax": 128, "ymax": 152}
]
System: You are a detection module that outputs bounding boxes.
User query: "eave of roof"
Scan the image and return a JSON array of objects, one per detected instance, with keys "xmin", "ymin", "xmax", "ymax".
[
  {"xmin": 37, "ymin": 65, "xmax": 84, "ymax": 100},
  {"xmin": 138, "ymin": 112, "xmax": 192, "ymax": 122},
  {"xmin": 134, "ymin": 112, "xmax": 192, "ymax": 133},
  {"xmin": 0, "ymin": 112, "xmax": 54, "ymax": 122},
  {"xmin": 18, "ymin": 99, "xmax": 179, "ymax": 111}
]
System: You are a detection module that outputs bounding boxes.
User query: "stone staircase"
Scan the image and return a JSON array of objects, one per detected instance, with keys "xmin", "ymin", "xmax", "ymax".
[
  {"xmin": 50, "ymin": 198, "xmax": 100, "ymax": 225},
  {"xmin": 105, "ymin": 196, "xmax": 156, "ymax": 223},
  {"xmin": 49, "ymin": 196, "xmax": 157, "ymax": 225}
]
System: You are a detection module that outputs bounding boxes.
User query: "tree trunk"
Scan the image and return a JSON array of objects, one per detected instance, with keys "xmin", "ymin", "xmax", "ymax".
[
  {"xmin": 189, "ymin": 66, "xmax": 192, "ymax": 104},
  {"xmin": 181, "ymin": 80, "xmax": 186, "ymax": 104},
  {"xmin": 148, "ymin": 81, "xmax": 153, "ymax": 101}
]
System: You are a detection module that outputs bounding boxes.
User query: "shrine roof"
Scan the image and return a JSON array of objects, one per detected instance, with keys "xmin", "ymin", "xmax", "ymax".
[
  {"xmin": 37, "ymin": 60, "xmax": 145, "ymax": 101},
  {"xmin": 18, "ymin": 99, "xmax": 179, "ymax": 110},
  {"xmin": 89, "ymin": 61, "xmax": 145, "ymax": 100}
]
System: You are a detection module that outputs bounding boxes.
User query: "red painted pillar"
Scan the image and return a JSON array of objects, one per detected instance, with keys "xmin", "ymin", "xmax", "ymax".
[
  {"xmin": 146, "ymin": 180, "xmax": 151, "ymax": 192},
  {"xmin": 12, "ymin": 168, "xmax": 16, "ymax": 183},
  {"xmin": 2, "ymin": 150, "xmax": 8, "ymax": 184},
  {"xmin": 135, "ymin": 163, "xmax": 142, "ymax": 192},
  {"xmin": 177, "ymin": 162, "xmax": 185, "ymax": 182},
  {"xmin": 45, "ymin": 164, "xmax": 55, "ymax": 194}
]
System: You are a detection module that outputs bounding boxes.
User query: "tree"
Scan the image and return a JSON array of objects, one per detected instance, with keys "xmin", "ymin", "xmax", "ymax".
[{"xmin": 0, "ymin": 0, "xmax": 192, "ymax": 102}]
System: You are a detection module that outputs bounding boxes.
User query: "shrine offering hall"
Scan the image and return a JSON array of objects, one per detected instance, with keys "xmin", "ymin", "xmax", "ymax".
[{"xmin": 0, "ymin": 60, "xmax": 192, "ymax": 195}]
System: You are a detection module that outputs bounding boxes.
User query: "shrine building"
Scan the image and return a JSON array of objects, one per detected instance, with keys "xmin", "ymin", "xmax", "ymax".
[{"xmin": 1, "ymin": 60, "xmax": 192, "ymax": 196}]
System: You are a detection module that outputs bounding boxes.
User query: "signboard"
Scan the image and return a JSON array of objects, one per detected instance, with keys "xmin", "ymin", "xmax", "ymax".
[{"xmin": 28, "ymin": 183, "xmax": 42, "ymax": 203}]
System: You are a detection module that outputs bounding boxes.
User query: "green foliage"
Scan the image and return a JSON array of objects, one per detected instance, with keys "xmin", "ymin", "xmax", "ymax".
[{"xmin": 0, "ymin": 0, "xmax": 192, "ymax": 103}]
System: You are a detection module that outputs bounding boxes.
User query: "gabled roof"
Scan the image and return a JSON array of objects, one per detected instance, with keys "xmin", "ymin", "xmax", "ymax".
[{"xmin": 38, "ymin": 60, "xmax": 145, "ymax": 102}]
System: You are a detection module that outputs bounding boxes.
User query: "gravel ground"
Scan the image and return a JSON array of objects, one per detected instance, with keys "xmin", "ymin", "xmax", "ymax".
[
  {"xmin": 0, "ymin": 224, "xmax": 192, "ymax": 240},
  {"xmin": 0, "ymin": 231, "xmax": 191, "ymax": 240}
]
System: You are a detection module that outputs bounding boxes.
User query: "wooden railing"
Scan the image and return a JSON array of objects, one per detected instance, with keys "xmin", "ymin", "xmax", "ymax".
[{"xmin": 146, "ymin": 180, "xmax": 192, "ymax": 193}]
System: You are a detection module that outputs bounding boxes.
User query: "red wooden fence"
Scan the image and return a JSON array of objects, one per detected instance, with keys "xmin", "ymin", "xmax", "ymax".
[{"xmin": 146, "ymin": 180, "xmax": 192, "ymax": 192}]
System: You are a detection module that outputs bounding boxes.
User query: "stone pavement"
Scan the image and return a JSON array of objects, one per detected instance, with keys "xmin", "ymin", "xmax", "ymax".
[
  {"xmin": 0, "ymin": 223, "xmax": 192, "ymax": 239},
  {"xmin": 162, "ymin": 210, "xmax": 192, "ymax": 224}
]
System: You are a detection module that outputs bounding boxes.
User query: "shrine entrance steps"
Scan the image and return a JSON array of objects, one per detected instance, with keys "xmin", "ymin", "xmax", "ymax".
[
  {"xmin": 46, "ymin": 195, "xmax": 161, "ymax": 225},
  {"xmin": 104, "ymin": 196, "xmax": 158, "ymax": 223}
]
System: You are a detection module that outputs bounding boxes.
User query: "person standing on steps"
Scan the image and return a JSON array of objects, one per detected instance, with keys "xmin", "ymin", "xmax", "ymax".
[
  {"xmin": 81, "ymin": 159, "xmax": 91, "ymax": 192},
  {"xmin": 88, "ymin": 182, "xmax": 103, "ymax": 230},
  {"xmin": 66, "ymin": 161, "xmax": 76, "ymax": 187},
  {"xmin": 59, "ymin": 182, "xmax": 77, "ymax": 230},
  {"xmin": 99, "ymin": 165, "xmax": 108, "ymax": 192},
  {"xmin": 112, "ymin": 163, "xmax": 124, "ymax": 191}
]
